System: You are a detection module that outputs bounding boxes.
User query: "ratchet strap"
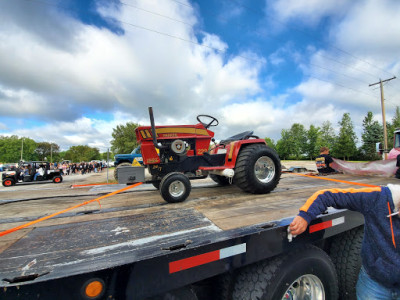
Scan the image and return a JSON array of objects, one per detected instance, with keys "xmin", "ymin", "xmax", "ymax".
[{"xmin": 0, "ymin": 182, "xmax": 142, "ymax": 237}]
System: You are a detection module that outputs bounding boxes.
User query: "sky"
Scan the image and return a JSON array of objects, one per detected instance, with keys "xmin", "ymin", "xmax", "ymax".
[{"xmin": 0, "ymin": 0, "xmax": 399, "ymax": 152}]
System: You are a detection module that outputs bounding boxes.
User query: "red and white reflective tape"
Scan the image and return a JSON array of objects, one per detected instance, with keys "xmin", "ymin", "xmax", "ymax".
[
  {"xmin": 169, "ymin": 243, "xmax": 246, "ymax": 274},
  {"xmin": 309, "ymin": 216, "xmax": 345, "ymax": 233}
]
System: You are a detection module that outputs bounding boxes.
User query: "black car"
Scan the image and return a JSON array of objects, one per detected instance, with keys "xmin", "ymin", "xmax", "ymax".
[{"xmin": 2, "ymin": 161, "xmax": 63, "ymax": 187}]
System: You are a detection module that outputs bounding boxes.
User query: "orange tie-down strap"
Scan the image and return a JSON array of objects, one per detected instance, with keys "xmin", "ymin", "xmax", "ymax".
[
  {"xmin": 0, "ymin": 182, "xmax": 143, "ymax": 238},
  {"xmin": 293, "ymin": 173, "xmax": 379, "ymax": 188}
]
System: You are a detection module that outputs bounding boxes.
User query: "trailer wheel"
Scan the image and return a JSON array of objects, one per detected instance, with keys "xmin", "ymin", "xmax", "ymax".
[
  {"xmin": 232, "ymin": 245, "xmax": 338, "ymax": 300},
  {"xmin": 330, "ymin": 226, "xmax": 363, "ymax": 300},
  {"xmin": 160, "ymin": 172, "xmax": 191, "ymax": 203},
  {"xmin": 114, "ymin": 162, "xmax": 132, "ymax": 180},
  {"xmin": 53, "ymin": 176, "xmax": 63, "ymax": 183},
  {"xmin": 209, "ymin": 174, "xmax": 231, "ymax": 186},
  {"xmin": 2, "ymin": 178, "xmax": 15, "ymax": 187},
  {"xmin": 234, "ymin": 144, "xmax": 281, "ymax": 194}
]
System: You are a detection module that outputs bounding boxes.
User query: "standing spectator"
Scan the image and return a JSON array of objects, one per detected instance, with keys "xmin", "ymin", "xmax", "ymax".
[
  {"xmin": 290, "ymin": 185, "xmax": 400, "ymax": 299},
  {"xmin": 315, "ymin": 147, "xmax": 336, "ymax": 174}
]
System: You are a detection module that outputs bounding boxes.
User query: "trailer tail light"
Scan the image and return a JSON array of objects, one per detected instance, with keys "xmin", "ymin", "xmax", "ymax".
[{"xmin": 83, "ymin": 279, "xmax": 104, "ymax": 299}]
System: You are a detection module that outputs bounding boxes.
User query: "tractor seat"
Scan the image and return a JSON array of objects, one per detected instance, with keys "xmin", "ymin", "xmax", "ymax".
[{"xmin": 219, "ymin": 131, "xmax": 258, "ymax": 145}]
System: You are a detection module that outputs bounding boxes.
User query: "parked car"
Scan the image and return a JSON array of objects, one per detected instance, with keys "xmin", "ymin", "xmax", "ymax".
[{"xmin": 2, "ymin": 161, "xmax": 63, "ymax": 187}]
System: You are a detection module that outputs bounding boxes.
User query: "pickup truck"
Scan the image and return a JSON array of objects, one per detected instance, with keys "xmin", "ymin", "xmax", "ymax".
[
  {"xmin": 113, "ymin": 146, "xmax": 143, "ymax": 179},
  {"xmin": 113, "ymin": 146, "xmax": 143, "ymax": 167},
  {"xmin": 1, "ymin": 172, "xmax": 398, "ymax": 299}
]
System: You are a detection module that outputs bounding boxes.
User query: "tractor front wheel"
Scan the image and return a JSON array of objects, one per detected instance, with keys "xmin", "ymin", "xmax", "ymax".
[
  {"xmin": 234, "ymin": 144, "xmax": 281, "ymax": 194},
  {"xmin": 160, "ymin": 172, "xmax": 191, "ymax": 203}
]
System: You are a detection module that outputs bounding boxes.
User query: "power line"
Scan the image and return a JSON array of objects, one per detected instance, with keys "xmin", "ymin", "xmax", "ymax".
[
  {"xmin": 18, "ymin": 0, "xmax": 390, "ymax": 100},
  {"xmin": 228, "ymin": 0, "xmax": 396, "ymax": 78}
]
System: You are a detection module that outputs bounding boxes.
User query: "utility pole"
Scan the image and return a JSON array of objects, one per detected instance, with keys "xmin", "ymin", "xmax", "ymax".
[
  {"xmin": 20, "ymin": 138, "xmax": 24, "ymax": 161},
  {"xmin": 369, "ymin": 76, "xmax": 396, "ymax": 160}
]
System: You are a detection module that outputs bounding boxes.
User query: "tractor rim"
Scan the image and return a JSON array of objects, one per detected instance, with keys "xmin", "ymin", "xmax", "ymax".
[
  {"xmin": 169, "ymin": 180, "xmax": 185, "ymax": 197},
  {"xmin": 4, "ymin": 180, "xmax": 12, "ymax": 186},
  {"xmin": 55, "ymin": 177, "xmax": 61, "ymax": 182},
  {"xmin": 254, "ymin": 156, "xmax": 275, "ymax": 183},
  {"xmin": 282, "ymin": 274, "xmax": 325, "ymax": 300}
]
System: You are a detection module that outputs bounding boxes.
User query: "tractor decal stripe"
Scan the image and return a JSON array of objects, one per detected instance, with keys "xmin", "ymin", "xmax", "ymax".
[
  {"xmin": 169, "ymin": 243, "xmax": 246, "ymax": 274},
  {"xmin": 155, "ymin": 127, "xmax": 210, "ymax": 136},
  {"xmin": 309, "ymin": 216, "xmax": 345, "ymax": 233},
  {"xmin": 140, "ymin": 130, "xmax": 147, "ymax": 139},
  {"xmin": 228, "ymin": 142, "xmax": 235, "ymax": 160},
  {"xmin": 145, "ymin": 129, "xmax": 152, "ymax": 138}
]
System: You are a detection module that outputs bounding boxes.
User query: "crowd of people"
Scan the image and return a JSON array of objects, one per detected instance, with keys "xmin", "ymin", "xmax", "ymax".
[{"xmin": 51, "ymin": 161, "xmax": 107, "ymax": 175}]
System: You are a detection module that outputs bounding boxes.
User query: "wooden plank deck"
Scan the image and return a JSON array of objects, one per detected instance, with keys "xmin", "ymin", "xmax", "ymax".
[{"xmin": 1, "ymin": 173, "xmax": 398, "ymax": 256}]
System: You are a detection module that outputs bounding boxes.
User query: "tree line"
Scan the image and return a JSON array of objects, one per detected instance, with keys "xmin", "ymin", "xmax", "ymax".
[
  {"xmin": 1, "ymin": 106, "xmax": 399, "ymax": 163},
  {"xmin": 268, "ymin": 107, "xmax": 400, "ymax": 161},
  {"xmin": 0, "ymin": 138, "xmax": 107, "ymax": 163}
]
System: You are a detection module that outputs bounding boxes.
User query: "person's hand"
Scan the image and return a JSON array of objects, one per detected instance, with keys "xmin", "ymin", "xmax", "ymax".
[{"xmin": 289, "ymin": 216, "xmax": 308, "ymax": 236}]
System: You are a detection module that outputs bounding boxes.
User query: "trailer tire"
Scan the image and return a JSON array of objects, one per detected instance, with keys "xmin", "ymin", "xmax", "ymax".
[
  {"xmin": 232, "ymin": 245, "xmax": 338, "ymax": 300},
  {"xmin": 209, "ymin": 174, "xmax": 231, "ymax": 186},
  {"xmin": 234, "ymin": 144, "xmax": 281, "ymax": 194},
  {"xmin": 160, "ymin": 172, "xmax": 191, "ymax": 203},
  {"xmin": 114, "ymin": 162, "xmax": 132, "ymax": 180},
  {"xmin": 330, "ymin": 226, "xmax": 363, "ymax": 300}
]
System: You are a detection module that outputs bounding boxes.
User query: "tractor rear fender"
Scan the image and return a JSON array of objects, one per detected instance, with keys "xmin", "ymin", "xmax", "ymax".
[{"xmin": 223, "ymin": 139, "xmax": 267, "ymax": 169}]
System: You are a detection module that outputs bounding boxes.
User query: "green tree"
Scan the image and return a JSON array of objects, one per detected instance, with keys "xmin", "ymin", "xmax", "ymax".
[
  {"xmin": 276, "ymin": 124, "xmax": 307, "ymax": 160},
  {"xmin": 35, "ymin": 142, "xmax": 60, "ymax": 162},
  {"xmin": 0, "ymin": 136, "xmax": 37, "ymax": 162},
  {"xmin": 304, "ymin": 125, "xmax": 321, "ymax": 160},
  {"xmin": 111, "ymin": 122, "xmax": 139, "ymax": 154},
  {"xmin": 319, "ymin": 121, "xmax": 336, "ymax": 150},
  {"xmin": 360, "ymin": 111, "xmax": 382, "ymax": 160},
  {"xmin": 264, "ymin": 137, "xmax": 277, "ymax": 152},
  {"xmin": 288, "ymin": 123, "xmax": 307, "ymax": 159},
  {"xmin": 276, "ymin": 129, "xmax": 292, "ymax": 160},
  {"xmin": 101, "ymin": 150, "xmax": 114, "ymax": 161},
  {"xmin": 64, "ymin": 145, "xmax": 101, "ymax": 162},
  {"xmin": 332, "ymin": 113, "xmax": 357, "ymax": 160},
  {"xmin": 387, "ymin": 106, "xmax": 400, "ymax": 148}
]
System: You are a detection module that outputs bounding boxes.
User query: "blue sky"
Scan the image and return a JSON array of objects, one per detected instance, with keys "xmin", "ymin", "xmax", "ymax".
[{"xmin": 0, "ymin": 0, "xmax": 399, "ymax": 151}]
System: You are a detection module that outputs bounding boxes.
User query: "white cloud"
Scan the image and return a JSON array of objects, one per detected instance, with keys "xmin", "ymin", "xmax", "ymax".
[
  {"xmin": 0, "ymin": 0, "xmax": 399, "ymax": 151},
  {"xmin": 270, "ymin": 0, "xmax": 351, "ymax": 26}
]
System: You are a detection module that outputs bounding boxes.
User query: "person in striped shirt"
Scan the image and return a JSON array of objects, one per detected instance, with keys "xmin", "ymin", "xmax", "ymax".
[{"xmin": 290, "ymin": 184, "xmax": 400, "ymax": 299}]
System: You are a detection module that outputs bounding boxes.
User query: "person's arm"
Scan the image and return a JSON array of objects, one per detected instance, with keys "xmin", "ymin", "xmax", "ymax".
[{"xmin": 290, "ymin": 187, "xmax": 381, "ymax": 235}]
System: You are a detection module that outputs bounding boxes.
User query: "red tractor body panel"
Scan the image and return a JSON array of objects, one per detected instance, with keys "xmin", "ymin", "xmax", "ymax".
[
  {"xmin": 136, "ymin": 124, "xmax": 214, "ymax": 165},
  {"xmin": 209, "ymin": 139, "xmax": 267, "ymax": 169}
]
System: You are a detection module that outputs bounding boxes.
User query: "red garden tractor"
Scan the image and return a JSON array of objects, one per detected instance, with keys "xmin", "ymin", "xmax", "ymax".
[{"xmin": 117, "ymin": 107, "xmax": 281, "ymax": 203}]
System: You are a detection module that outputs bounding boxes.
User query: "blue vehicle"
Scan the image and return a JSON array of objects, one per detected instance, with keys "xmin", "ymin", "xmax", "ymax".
[{"xmin": 113, "ymin": 146, "xmax": 143, "ymax": 179}]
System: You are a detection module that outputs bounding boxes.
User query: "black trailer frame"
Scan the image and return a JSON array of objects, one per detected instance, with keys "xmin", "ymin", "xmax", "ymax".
[{"xmin": 0, "ymin": 208, "xmax": 363, "ymax": 299}]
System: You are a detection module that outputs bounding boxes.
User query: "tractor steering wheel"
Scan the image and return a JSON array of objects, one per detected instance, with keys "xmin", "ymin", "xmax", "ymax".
[{"xmin": 197, "ymin": 115, "xmax": 219, "ymax": 129}]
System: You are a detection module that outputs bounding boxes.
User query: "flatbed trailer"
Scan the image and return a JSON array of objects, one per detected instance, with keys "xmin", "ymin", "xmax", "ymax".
[{"xmin": 1, "ymin": 173, "xmax": 399, "ymax": 299}]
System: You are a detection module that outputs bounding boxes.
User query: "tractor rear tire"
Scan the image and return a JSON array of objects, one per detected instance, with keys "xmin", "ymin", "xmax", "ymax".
[
  {"xmin": 234, "ymin": 144, "xmax": 281, "ymax": 194},
  {"xmin": 210, "ymin": 174, "xmax": 231, "ymax": 186},
  {"xmin": 114, "ymin": 162, "xmax": 132, "ymax": 180},
  {"xmin": 2, "ymin": 178, "xmax": 15, "ymax": 187},
  {"xmin": 160, "ymin": 172, "xmax": 191, "ymax": 203}
]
